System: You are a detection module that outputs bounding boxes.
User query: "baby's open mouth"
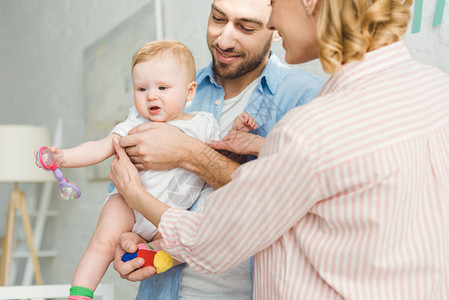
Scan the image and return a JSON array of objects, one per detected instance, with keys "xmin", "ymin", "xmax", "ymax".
[{"xmin": 149, "ymin": 105, "xmax": 161, "ymax": 114}]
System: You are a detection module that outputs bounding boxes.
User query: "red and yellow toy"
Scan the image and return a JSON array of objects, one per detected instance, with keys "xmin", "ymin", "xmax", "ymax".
[{"xmin": 121, "ymin": 243, "xmax": 173, "ymax": 273}]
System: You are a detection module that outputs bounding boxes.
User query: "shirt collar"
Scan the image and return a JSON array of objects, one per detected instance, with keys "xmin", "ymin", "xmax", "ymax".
[
  {"xmin": 196, "ymin": 52, "xmax": 281, "ymax": 94},
  {"xmin": 259, "ymin": 52, "xmax": 281, "ymax": 95},
  {"xmin": 197, "ymin": 61, "xmax": 217, "ymax": 87},
  {"xmin": 319, "ymin": 41, "xmax": 412, "ymax": 96}
]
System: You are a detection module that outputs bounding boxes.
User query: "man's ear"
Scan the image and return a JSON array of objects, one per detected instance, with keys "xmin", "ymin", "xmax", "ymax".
[
  {"xmin": 272, "ymin": 30, "xmax": 281, "ymax": 42},
  {"xmin": 186, "ymin": 81, "xmax": 197, "ymax": 102}
]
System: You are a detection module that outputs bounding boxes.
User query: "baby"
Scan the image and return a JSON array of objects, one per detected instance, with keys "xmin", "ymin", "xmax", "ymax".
[{"xmin": 36, "ymin": 40, "xmax": 257, "ymax": 300}]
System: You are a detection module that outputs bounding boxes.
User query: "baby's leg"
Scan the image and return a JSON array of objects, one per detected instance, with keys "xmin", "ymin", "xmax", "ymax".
[{"xmin": 70, "ymin": 194, "xmax": 135, "ymax": 293}]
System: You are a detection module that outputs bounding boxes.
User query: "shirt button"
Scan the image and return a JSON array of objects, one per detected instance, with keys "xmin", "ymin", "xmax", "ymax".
[
  {"xmin": 210, "ymin": 78, "xmax": 214, "ymax": 84},
  {"xmin": 215, "ymin": 100, "xmax": 221, "ymax": 106}
]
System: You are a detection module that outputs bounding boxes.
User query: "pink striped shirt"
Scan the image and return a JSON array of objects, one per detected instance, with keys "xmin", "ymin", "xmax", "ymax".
[{"xmin": 159, "ymin": 42, "xmax": 449, "ymax": 299}]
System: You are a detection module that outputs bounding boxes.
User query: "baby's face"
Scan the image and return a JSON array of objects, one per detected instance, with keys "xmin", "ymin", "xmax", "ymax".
[{"xmin": 132, "ymin": 57, "xmax": 193, "ymax": 122}]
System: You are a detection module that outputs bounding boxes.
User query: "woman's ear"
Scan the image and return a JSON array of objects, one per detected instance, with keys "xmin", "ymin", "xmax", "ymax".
[
  {"xmin": 303, "ymin": 0, "xmax": 319, "ymax": 15},
  {"xmin": 186, "ymin": 81, "xmax": 197, "ymax": 102},
  {"xmin": 309, "ymin": 0, "xmax": 319, "ymax": 14}
]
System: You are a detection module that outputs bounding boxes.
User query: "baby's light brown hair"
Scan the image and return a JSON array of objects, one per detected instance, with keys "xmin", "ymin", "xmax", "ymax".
[{"xmin": 132, "ymin": 40, "xmax": 196, "ymax": 82}]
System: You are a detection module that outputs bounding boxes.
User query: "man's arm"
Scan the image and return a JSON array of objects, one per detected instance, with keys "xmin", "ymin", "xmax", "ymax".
[{"xmin": 121, "ymin": 122, "xmax": 239, "ymax": 189}]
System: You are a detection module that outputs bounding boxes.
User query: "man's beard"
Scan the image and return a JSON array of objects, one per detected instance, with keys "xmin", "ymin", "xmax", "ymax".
[{"xmin": 210, "ymin": 38, "xmax": 271, "ymax": 80}]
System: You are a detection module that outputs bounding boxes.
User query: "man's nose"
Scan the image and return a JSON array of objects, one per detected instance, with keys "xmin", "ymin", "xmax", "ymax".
[{"xmin": 217, "ymin": 22, "xmax": 237, "ymax": 50}]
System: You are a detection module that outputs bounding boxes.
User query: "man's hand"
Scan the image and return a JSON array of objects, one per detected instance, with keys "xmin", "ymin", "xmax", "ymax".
[
  {"xmin": 208, "ymin": 131, "xmax": 264, "ymax": 157},
  {"xmin": 113, "ymin": 232, "xmax": 157, "ymax": 281},
  {"xmin": 120, "ymin": 122, "xmax": 193, "ymax": 171},
  {"xmin": 118, "ymin": 119, "xmax": 240, "ymax": 190}
]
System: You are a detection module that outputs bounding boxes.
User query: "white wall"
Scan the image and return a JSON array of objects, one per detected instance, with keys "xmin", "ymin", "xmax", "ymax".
[
  {"xmin": 0, "ymin": 0, "xmax": 448, "ymax": 299},
  {"xmin": 0, "ymin": 0, "xmax": 151, "ymax": 298}
]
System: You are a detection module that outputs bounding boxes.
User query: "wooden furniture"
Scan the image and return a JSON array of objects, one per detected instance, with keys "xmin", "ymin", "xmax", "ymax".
[
  {"xmin": 0, "ymin": 125, "xmax": 53, "ymax": 286},
  {"xmin": 0, "ymin": 184, "xmax": 43, "ymax": 285}
]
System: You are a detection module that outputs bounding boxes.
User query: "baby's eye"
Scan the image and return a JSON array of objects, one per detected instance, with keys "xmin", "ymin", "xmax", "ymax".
[
  {"xmin": 159, "ymin": 86, "xmax": 167, "ymax": 91},
  {"xmin": 139, "ymin": 88, "xmax": 146, "ymax": 92}
]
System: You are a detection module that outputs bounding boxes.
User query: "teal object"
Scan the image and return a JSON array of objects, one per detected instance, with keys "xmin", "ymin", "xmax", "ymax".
[
  {"xmin": 412, "ymin": 0, "xmax": 424, "ymax": 33},
  {"xmin": 412, "ymin": 0, "xmax": 446, "ymax": 34},
  {"xmin": 433, "ymin": 0, "xmax": 446, "ymax": 26}
]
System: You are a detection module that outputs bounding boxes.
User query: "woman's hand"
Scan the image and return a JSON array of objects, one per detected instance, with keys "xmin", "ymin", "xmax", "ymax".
[
  {"xmin": 109, "ymin": 136, "xmax": 142, "ymax": 208},
  {"xmin": 110, "ymin": 136, "xmax": 171, "ymax": 225},
  {"xmin": 113, "ymin": 232, "xmax": 157, "ymax": 281}
]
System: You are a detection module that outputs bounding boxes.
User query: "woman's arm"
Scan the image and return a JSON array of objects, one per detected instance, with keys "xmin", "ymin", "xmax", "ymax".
[
  {"xmin": 157, "ymin": 125, "xmax": 317, "ymax": 274},
  {"xmin": 110, "ymin": 124, "xmax": 318, "ymax": 274},
  {"xmin": 109, "ymin": 136, "xmax": 170, "ymax": 225}
]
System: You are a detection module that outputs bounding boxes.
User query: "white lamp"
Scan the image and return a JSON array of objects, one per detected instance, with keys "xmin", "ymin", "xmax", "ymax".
[{"xmin": 0, "ymin": 125, "xmax": 54, "ymax": 286}]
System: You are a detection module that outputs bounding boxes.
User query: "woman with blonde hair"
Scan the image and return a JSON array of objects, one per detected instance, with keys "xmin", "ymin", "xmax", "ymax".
[{"xmin": 110, "ymin": 0, "xmax": 449, "ymax": 298}]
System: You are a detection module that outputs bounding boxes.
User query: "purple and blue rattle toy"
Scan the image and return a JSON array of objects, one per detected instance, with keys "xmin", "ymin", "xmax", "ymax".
[{"xmin": 35, "ymin": 146, "xmax": 81, "ymax": 200}]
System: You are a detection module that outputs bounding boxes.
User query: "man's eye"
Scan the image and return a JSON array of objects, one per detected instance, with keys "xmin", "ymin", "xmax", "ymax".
[
  {"xmin": 240, "ymin": 26, "xmax": 255, "ymax": 33},
  {"xmin": 212, "ymin": 15, "xmax": 225, "ymax": 22}
]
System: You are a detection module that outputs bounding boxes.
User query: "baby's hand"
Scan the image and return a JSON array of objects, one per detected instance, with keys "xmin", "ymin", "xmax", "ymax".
[
  {"xmin": 49, "ymin": 146, "xmax": 65, "ymax": 167},
  {"xmin": 34, "ymin": 146, "xmax": 65, "ymax": 169},
  {"xmin": 231, "ymin": 112, "xmax": 258, "ymax": 133}
]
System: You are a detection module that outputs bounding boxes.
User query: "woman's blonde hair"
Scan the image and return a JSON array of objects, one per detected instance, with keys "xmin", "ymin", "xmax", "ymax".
[
  {"xmin": 132, "ymin": 40, "xmax": 196, "ymax": 81},
  {"xmin": 317, "ymin": 0, "xmax": 413, "ymax": 73}
]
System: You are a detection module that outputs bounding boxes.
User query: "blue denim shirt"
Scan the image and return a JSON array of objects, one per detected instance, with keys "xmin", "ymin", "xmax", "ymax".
[{"xmin": 136, "ymin": 53, "xmax": 323, "ymax": 300}]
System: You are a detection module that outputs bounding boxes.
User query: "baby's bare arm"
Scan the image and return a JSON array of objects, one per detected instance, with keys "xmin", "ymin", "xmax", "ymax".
[{"xmin": 58, "ymin": 134, "xmax": 119, "ymax": 168}]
